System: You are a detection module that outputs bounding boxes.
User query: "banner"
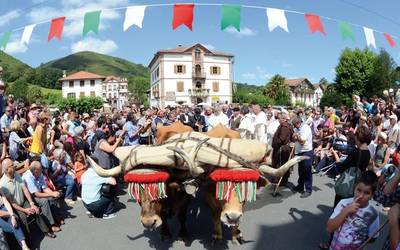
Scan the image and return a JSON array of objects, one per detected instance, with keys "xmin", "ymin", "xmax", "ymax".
[
  {"xmin": 173, "ymin": 4, "xmax": 195, "ymax": 30},
  {"xmin": 305, "ymin": 13, "xmax": 326, "ymax": 35},
  {"xmin": 83, "ymin": 11, "xmax": 101, "ymax": 35},
  {"xmin": 266, "ymin": 8, "xmax": 288, "ymax": 32},
  {"xmin": 48, "ymin": 17, "xmax": 65, "ymax": 42},
  {"xmin": 221, "ymin": 5, "xmax": 241, "ymax": 31},
  {"xmin": 124, "ymin": 6, "xmax": 146, "ymax": 30}
]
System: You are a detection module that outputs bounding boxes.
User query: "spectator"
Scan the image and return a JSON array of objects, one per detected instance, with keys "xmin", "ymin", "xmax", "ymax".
[
  {"xmin": 137, "ymin": 110, "xmax": 154, "ymax": 145},
  {"xmin": 370, "ymin": 132, "xmax": 390, "ymax": 175},
  {"xmin": 22, "ymin": 161, "xmax": 62, "ymax": 233},
  {"xmin": 238, "ymin": 106, "xmax": 254, "ymax": 139},
  {"xmin": 0, "ymin": 159, "xmax": 56, "ymax": 239},
  {"xmin": 92, "ymin": 128, "xmax": 125, "ymax": 170},
  {"xmin": 73, "ymin": 153, "xmax": 86, "ymax": 185},
  {"xmin": 189, "ymin": 107, "xmax": 206, "ymax": 132},
  {"xmin": 122, "ymin": 112, "xmax": 139, "ymax": 146},
  {"xmin": 29, "ymin": 112, "xmax": 50, "ymax": 156},
  {"xmin": 81, "ymin": 166, "xmax": 117, "ymax": 219},
  {"xmin": 9, "ymin": 120, "xmax": 31, "ymax": 161},
  {"xmin": 51, "ymin": 149, "xmax": 77, "ymax": 205},
  {"xmin": 0, "ymin": 107, "xmax": 12, "ymax": 139}
]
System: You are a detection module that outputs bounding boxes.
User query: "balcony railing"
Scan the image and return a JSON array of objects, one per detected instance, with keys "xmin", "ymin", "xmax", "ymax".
[
  {"xmin": 192, "ymin": 71, "xmax": 206, "ymax": 79},
  {"xmin": 188, "ymin": 88, "xmax": 210, "ymax": 97}
]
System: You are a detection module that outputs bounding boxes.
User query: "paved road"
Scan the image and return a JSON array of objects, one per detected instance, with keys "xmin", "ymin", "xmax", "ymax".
[{"xmin": 38, "ymin": 171, "xmax": 387, "ymax": 250}]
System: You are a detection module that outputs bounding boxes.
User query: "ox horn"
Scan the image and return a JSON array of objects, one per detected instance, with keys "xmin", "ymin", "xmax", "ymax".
[
  {"xmin": 258, "ymin": 156, "xmax": 309, "ymax": 177},
  {"xmin": 87, "ymin": 157, "xmax": 122, "ymax": 177}
]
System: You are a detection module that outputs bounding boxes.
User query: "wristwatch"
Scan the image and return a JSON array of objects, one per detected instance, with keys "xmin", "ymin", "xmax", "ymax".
[{"xmin": 29, "ymin": 201, "xmax": 35, "ymax": 206}]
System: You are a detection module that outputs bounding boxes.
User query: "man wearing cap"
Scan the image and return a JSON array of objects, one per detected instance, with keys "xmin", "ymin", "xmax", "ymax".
[
  {"xmin": 291, "ymin": 117, "xmax": 314, "ymax": 198},
  {"xmin": 388, "ymin": 114, "xmax": 400, "ymax": 151},
  {"xmin": 0, "ymin": 159, "xmax": 56, "ymax": 239},
  {"xmin": 229, "ymin": 107, "xmax": 241, "ymax": 130}
]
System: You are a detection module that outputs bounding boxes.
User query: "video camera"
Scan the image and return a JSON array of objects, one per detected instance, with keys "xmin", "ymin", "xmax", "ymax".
[{"xmin": 332, "ymin": 138, "xmax": 354, "ymax": 155}]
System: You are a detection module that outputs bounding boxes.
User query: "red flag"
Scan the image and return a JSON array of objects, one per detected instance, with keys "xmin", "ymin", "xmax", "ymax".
[
  {"xmin": 304, "ymin": 13, "xmax": 326, "ymax": 35},
  {"xmin": 384, "ymin": 33, "xmax": 396, "ymax": 47},
  {"xmin": 172, "ymin": 4, "xmax": 194, "ymax": 30},
  {"xmin": 48, "ymin": 17, "xmax": 66, "ymax": 42}
]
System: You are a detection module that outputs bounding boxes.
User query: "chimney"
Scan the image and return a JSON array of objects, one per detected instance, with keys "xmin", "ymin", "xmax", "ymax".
[
  {"xmin": 178, "ymin": 44, "xmax": 182, "ymax": 47},
  {"xmin": 62, "ymin": 70, "xmax": 66, "ymax": 78}
]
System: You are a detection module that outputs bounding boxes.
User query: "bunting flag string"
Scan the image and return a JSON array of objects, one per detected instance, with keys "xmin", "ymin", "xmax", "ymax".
[
  {"xmin": 172, "ymin": 4, "xmax": 195, "ymax": 30},
  {"xmin": 48, "ymin": 17, "xmax": 65, "ymax": 42},
  {"xmin": 123, "ymin": 5, "xmax": 146, "ymax": 31},
  {"xmin": 305, "ymin": 13, "xmax": 326, "ymax": 35},
  {"xmin": 0, "ymin": 3, "xmax": 398, "ymax": 52},
  {"xmin": 266, "ymin": 8, "xmax": 289, "ymax": 32},
  {"xmin": 83, "ymin": 11, "xmax": 101, "ymax": 36},
  {"xmin": 221, "ymin": 5, "xmax": 241, "ymax": 31}
]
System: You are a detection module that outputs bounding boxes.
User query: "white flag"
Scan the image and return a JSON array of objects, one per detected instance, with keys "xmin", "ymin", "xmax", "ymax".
[
  {"xmin": 363, "ymin": 27, "xmax": 376, "ymax": 48},
  {"xmin": 266, "ymin": 8, "xmax": 289, "ymax": 32},
  {"xmin": 123, "ymin": 6, "xmax": 146, "ymax": 31},
  {"xmin": 21, "ymin": 24, "xmax": 36, "ymax": 45}
]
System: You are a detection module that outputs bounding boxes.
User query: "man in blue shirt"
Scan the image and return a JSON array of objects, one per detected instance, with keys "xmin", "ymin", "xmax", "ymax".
[{"xmin": 0, "ymin": 107, "xmax": 12, "ymax": 135}]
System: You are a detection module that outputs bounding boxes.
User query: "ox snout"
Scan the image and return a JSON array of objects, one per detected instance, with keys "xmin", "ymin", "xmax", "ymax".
[
  {"xmin": 141, "ymin": 215, "xmax": 162, "ymax": 230},
  {"xmin": 221, "ymin": 212, "xmax": 243, "ymax": 226}
]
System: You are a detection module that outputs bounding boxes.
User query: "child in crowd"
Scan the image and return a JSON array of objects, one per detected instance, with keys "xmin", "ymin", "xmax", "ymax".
[
  {"xmin": 73, "ymin": 152, "xmax": 86, "ymax": 185},
  {"xmin": 326, "ymin": 171, "xmax": 380, "ymax": 250}
]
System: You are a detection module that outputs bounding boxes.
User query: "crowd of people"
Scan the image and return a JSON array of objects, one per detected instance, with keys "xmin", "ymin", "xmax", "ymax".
[{"xmin": 1, "ymin": 90, "xmax": 400, "ymax": 249}]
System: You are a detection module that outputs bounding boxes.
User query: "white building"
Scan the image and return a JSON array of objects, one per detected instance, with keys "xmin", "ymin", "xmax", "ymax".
[
  {"xmin": 313, "ymin": 83, "xmax": 325, "ymax": 107},
  {"xmin": 148, "ymin": 44, "xmax": 234, "ymax": 107},
  {"xmin": 59, "ymin": 71, "xmax": 129, "ymax": 110},
  {"xmin": 284, "ymin": 78, "xmax": 316, "ymax": 107}
]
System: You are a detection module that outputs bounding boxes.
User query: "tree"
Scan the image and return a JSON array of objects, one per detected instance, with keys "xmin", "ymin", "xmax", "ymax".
[
  {"xmin": 128, "ymin": 76, "xmax": 150, "ymax": 106},
  {"xmin": 334, "ymin": 48, "xmax": 376, "ymax": 97},
  {"xmin": 6, "ymin": 79, "xmax": 28, "ymax": 102},
  {"xmin": 27, "ymin": 86, "xmax": 43, "ymax": 104},
  {"xmin": 264, "ymin": 74, "xmax": 290, "ymax": 105},
  {"xmin": 57, "ymin": 97, "xmax": 103, "ymax": 114}
]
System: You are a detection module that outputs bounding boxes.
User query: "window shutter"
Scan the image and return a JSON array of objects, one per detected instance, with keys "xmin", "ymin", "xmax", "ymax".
[
  {"xmin": 177, "ymin": 82, "xmax": 184, "ymax": 92},
  {"xmin": 210, "ymin": 67, "xmax": 213, "ymax": 75},
  {"xmin": 182, "ymin": 65, "xmax": 186, "ymax": 74},
  {"xmin": 174, "ymin": 65, "xmax": 177, "ymax": 74},
  {"xmin": 213, "ymin": 82, "xmax": 219, "ymax": 92},
  {"xmin": 217, "ymin": 67, "xmax": 221, "ymax": 75}
]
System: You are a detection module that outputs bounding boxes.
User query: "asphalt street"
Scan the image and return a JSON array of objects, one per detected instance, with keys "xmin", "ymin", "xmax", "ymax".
[{"xmin": 37, "ymin": 170, "xmax": 387, "ymax": 250}]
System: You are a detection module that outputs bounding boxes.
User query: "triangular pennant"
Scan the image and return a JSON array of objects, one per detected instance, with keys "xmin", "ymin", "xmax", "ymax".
[
  {"xmin": 221, "ymin": 5, "xmax": 241, "ymax": 31},
  {"xmin": 384, "ymin": 33, "xmax": 396, "ymax": 47},
  {"xmin": 83, "ymin": 11, "xmax": 101, "ymax": 36},
  {"xmin": 48, "ymin": 17, "xmax": 65, "ymax": 42},
  {"xmin": 266, "ymin": 8, "xmax": 288, "ymax": 32},
  {"xmin": 0, "ymin": 32, "xmax": 11, "ymax": 50},
  {"xmin": 339, "ymin": 21, "xmax": 355, "ymax": 41},
  {"xmin": 123, "ymin": 5, "xmax": 146, "ymax": 31},
  {"xmin": 304, "ymin": 13, "xmax": 326, "ymax": 35},
  {"xmin": 21, "ymin": 24, "xmax": 36, "ymax": 45},
  {"xmin": 172, "ymin": 4, "xmax": 195, "ymax": 30},
  {"xmin": 363, "ymin": 27, "xmax": 376, "ymax": 48}
]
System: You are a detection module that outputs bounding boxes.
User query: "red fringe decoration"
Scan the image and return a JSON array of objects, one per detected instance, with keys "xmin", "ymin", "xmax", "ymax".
[
  {"xmin": 209, "ymin": 168, "xmax": 260, "ymax": 182},
  {"xmin": 124, "ymin": 171, "xmax": 170, "ymax": 184}
]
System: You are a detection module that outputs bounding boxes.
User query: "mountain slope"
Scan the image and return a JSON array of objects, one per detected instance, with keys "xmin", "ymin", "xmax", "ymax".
[
  {"xmin": 40, "ymin": 51, "xmax": 149, "ymax": 78},
  {"xmin": 0, "ymin": 51, "xmax": 31, "ymax": 82}
]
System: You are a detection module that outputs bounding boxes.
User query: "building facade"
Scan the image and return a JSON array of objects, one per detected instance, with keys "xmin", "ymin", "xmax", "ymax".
[
  {"xmin": 148, "ymin": 44, "xmax": 234, "ymax": 107},
  {"xmin": 60, "ymin": 71, "xmax": 129, "ymax": 110},
  {"xmin": 284, "ymin": 78, "xmax": 316, "ymax": 107}
]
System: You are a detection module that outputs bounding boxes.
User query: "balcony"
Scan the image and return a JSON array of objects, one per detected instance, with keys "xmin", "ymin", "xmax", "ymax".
[
  {"xmin": 192, "ymin": 71, "xmax": 206, "ymax": 79},
  {"xmin": 188, "ymin": 88, "xmax": 210, "ymax": 97}
]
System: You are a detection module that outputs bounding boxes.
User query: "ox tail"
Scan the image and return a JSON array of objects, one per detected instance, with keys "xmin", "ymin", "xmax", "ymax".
[
  {"xmin": 258, "ymin": 156, "xmax": 308, "ymax": 177},
  {"xmin": 88, "ymin": 157, "xmax": 122, "ymax": 177}
]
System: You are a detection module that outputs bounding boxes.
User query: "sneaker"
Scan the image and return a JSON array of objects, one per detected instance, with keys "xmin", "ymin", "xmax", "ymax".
[
  {"xmin": 102, "ymin": 213, "xmax": 117, "ymax": 220},
  {"xmin": 85, "ymin": 211, "xmax": 94, "ymax": 218},
  {"xmin": 64, "ymin": 199, "xmax": 76, "ymax": 205}
]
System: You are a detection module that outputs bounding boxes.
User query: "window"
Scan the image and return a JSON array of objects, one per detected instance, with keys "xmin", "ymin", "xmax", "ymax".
[
  {"xmin": 156, "ymin": 68, "xmax": 160, "ymax": 78},
  {"xmin": 113, "ymin": 85, "xmax": 117, "ymax": 91},
  {"xmin": 177, "ymin": 81, "xmax": 184, "ymax": 92},
  {"xmin": 90, "ymin": 91, "xmax": 95, "ymax": 97},
  {"xmin": 210, "ymin": 66, "xmax": 220, "ymax": 75},
  {"xmin": 79, "ymin": 92, "xmax": 85, "ymax": 97},
  {"xmin": 67, "ymin": 93, "xmax": 76, "ymax": 98},
  {"xmin": 69, "ymin": 81, "xmax": 74, "ymax": 87},
  {"xmin": 90, "ymin": 80, "xmax": 95, "ymax": 86},
  {"xmin": 212, "ymin": 82, "xmax": 219, "ymax": 92},
  {"xmin": 80, "ymin": 80, "xmax": 84, "ymax": 87},
  {"xmin": 108, "ymin": 93, "xmax": 112, "ymax": 98},
  {"xmin": 174, "ymin": 65, "xmax": 186, "ymax": 74},
  {"xmin": 195, "ymin": 49, "xmax": 201, "ymax": 60}
]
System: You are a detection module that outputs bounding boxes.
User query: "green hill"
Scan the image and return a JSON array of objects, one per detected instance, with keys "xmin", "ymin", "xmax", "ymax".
[
  {"xmin": 0, "ymin": 51, "xmax": 31, "ymax": 83},
  {"xmin": 40, "ymin": 51, "xmax": 149, "ymax": 78}
]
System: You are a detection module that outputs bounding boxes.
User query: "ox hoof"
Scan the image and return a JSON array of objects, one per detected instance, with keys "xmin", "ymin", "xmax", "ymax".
[
  {"xmin": 177, "ymin": 237, "xmax": 191, "ymax": 247},
  {"xmin": 232, "ymin": 237, "xmax": 244, "ymax": 245}
]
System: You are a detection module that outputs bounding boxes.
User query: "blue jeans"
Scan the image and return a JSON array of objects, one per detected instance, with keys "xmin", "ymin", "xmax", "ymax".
[
  {"xmin": 0, "ymin": 206, "xmax": 25, "ymax": 245},
  {"xmin": 55, "ymin": 175, "xmax": 76, "ymax": 199},
  {"xmin": 84, "ymin": 196, "xmax": 115, "ymax": 218},
  {"xmin": 297, "ymin": 150, "xmax": 314, "ymax": 193}
]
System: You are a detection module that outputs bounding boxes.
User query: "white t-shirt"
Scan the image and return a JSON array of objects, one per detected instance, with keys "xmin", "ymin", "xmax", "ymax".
[
  {"xmin": 329, "ymin": 198, "xmax": 379, "ymax": 250},
  {"xmin": 294, "ymin": 124, "xmax": 313, "ymax": 153},
  {"xmin": 208, "ymin": 113, "xmax": 229, "ymax": 130}
]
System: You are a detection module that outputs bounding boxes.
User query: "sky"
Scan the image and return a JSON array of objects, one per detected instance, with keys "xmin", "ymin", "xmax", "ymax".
[{"xmin": 0, "ymin": 0, "xmax": 400, "ymax": 85}]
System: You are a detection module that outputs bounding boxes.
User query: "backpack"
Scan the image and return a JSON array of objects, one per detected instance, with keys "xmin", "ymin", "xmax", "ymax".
[{"xmin": 334, "ymin": 151, "xmax": 362, "ymax": 198}]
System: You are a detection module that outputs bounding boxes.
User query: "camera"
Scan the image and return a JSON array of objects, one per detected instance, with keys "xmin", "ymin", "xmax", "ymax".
[{"xmin": 332, "ymin": 138, "xmax": 354, "ymax": 155}]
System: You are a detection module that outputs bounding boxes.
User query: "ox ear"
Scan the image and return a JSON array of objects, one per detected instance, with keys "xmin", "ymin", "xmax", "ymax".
[
  {"xmin": 168, "ymin": 182, "xmax": 181, "ymax": 192},
  {"xmin": 114, "ymin": 145, "xmax": 138, "ymax": 162}
]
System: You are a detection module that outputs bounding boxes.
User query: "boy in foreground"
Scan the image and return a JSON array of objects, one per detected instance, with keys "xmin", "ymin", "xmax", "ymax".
[{"xmin": 326, "ymin": 171, "xmax": 380, "ymax": 250}]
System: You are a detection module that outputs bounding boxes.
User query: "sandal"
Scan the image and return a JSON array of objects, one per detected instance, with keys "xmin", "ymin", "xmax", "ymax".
[{"xmin": 319, "ymin": 242, "xmax": 330, "ymax": 250}]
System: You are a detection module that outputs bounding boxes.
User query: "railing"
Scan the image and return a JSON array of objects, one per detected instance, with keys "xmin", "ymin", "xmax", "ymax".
[
  {"xmin": 188, "ymin": 88, "xmax": 210, "ymax": 97},
  {"xmin": 192, "ymin": 71, "xmax": 206, "ymax": 79}
]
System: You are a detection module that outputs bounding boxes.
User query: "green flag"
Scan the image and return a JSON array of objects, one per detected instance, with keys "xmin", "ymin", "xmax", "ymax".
[
  {"xmin": 83, "ymin": 11, "xmax": 101, "ymax": 36},
  {"xmin": 339, "ymin": 21, "xmax": 355, "ymax": 41},
  {"xmin": 0, "ymin": 31, "xmax": 11, "ymax": 50},
  {"xmin": 221, "ymin": 5, "xmax": 241, "ymax": 31}
]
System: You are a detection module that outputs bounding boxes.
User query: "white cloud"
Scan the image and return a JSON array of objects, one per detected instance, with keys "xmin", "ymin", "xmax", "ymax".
[
  {"xmin": 225, "ymin": 26, "xmax": 257, "ymax": 38},
  {"xmin": 203, "ymin": 43, "xmax": 215, "ymax": 50},
  {"xmin": 241, "ymin": 73, "xmax": 257, "ymax": 80},
  {"xmin": 4, "ymin": 40, "xmax": 28, "ymax": 54},
  {"xmin": 28, "ymin": 0, "xmax": 128, "ymax": 37},
  {"xmin": 71, "ymin": 37, "xmax": 118, "ymax": 54},
  {"xmin": 242, "ymin": 66, "xmax": 272, "ymax": 82},
  {"xmin": 0, "ymin": 9, "xmax": 21, "ymax": 27}
]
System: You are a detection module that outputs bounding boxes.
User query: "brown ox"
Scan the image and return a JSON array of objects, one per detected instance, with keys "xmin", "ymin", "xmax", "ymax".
[{"xmin": 156, "ymin": 121, "xmax": 193, "ymax": 144}]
